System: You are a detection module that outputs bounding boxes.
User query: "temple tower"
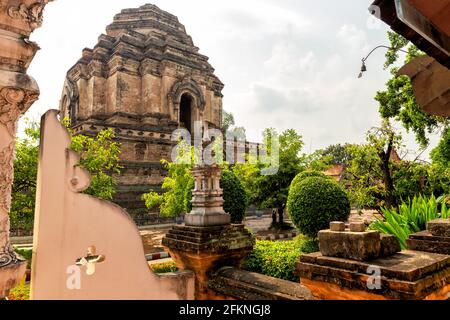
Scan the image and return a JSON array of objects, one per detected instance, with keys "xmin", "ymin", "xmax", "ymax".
[{"xmin": 59, "ymin": 4, "xmax": 224, "ymax": 217}]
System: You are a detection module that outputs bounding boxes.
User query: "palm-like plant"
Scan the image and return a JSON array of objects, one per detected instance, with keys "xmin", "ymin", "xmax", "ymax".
[{"xmin": 371, "ymin": 195, "xmax": 449, "ymax": 249}]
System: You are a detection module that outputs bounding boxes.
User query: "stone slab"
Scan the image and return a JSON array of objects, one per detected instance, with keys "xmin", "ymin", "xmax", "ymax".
[
  {"xmin": 209, "ymin": 267, "xmax": 314, "ymax": 300},
  {"xmin": 380, "ymin": 234, "xmax": 401, "ymax": 257},
  {"xmin": 300, "ymin": 250, "xmax": 450, "ymax": 282},
  {"xmin": 330, "ymin": 222, "xmax": 346, "ymax": 232},
  {"xmin": 163, "ymin": 224, "xmax": 254, "ymax": 254},
  {"xmin": 408, "ymin": 231, "xmax": 450, "ymax": 255},
  {"xmin": 349, "ymin": 222, "xmax": 366, "ymax": 232},
  {"xmin": 428, "ymin": 219, "xmax": 450, "ymax": 237},
  {"xmin": 297, "ymin": 251, "xmax": 450, "ymax": 300},
  {"xmin": 409, "ymin": 230, "xmax": 450, "ymax": 243},
  {"xmin": 319, "ymin": 230, "xmax": 381, "ymax": 261},
  {"xmin": 185, "ymin": 213, "xmax": 231, "ymax": 227}
]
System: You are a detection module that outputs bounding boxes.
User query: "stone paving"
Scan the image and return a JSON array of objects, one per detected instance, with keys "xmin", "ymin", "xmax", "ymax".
[{"xmin": 141, "ymin": 227, "xmax": 172, "ymax": 254}]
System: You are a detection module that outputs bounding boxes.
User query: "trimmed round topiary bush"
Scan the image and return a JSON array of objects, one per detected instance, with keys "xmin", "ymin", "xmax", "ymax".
[
  {"xmin": 287, "ymin": 176, "xmax": 350, "ymax": 238},
  {"xmin": 221, "ymin": 170, "xmax": 248, "ymax": 223},
  {"xmin": 290, "ymin": 171, "xmax": 330, "ymax": 190}
]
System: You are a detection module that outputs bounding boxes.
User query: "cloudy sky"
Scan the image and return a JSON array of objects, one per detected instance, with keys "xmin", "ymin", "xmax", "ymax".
[{"xmin": 23, "ymin": 0, "xmax": 438, "ymax": 158}]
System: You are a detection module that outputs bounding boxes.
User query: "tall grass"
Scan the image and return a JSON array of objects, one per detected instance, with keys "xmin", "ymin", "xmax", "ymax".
[{"xmin": 371, "ymin": 195, "xmax": 449, "ymax": 249}]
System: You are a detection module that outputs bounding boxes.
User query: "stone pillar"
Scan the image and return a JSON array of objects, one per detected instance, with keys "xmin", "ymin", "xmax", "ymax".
[
  {"xmin": 163, "ymin": 164, "xmax": 254, "ymax": 300},
  {"xmin": 0, "ymin": 0, "xmax": 52, "ymax": 298},
  {"xmin": 185, "ymin": 165, "xmax": 230, "ymax": 227}
]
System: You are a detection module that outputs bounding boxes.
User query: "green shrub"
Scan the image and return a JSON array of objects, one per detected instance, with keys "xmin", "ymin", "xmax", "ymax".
[
  {"xmin": 150, "ymin": 261, "xmax": 178, "ymax": 273},
  {"xmin": 242, "ymin": 236, "xmax": 305, "ymax": 282},
  {"xmin": 287, "ymin": 176, "xmax": 350, "ymax": 238},
  {"xmin": 300, "ymin": 238, "xmax": 319, "ymax": 254},
  {"xmin": 15, "ymin": 248, "xmax": 32, "ymax": 269},
  {"xmin": 370, "ymin": 195, "xmax": 449, "ymax": 249},
  {"xmin": 221, "ymin": 170, "xmax": 248, "ymax": 223},
  {"xmin": 290, "ymin": 171, "xmax": 329, "ymax": 190}
]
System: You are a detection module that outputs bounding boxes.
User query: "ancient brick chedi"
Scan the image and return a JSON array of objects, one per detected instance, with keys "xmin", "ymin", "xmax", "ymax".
[{"xmin": 60, "ymin": 4, "xmax": 224, "ymax": 215}]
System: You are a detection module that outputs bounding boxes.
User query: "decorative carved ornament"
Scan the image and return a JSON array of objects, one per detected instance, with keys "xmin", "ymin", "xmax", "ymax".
[
  {"xmin": 0, "ymin": 244, "xmax": 24, "ymax": 268},
  {"xmin": 0, "ymin": 86, "xmax": 39, "ymax": 136},
  {"xmin": 168, "ymin": 78, "xmax": 206, "ymax": 111},
  {"xmin": 7, "ymin": 1, "xmax": 51, "ymax": 30},
  {"xmin": 0, "ymin": 87, "xmax": 38, "ymax": 247}
]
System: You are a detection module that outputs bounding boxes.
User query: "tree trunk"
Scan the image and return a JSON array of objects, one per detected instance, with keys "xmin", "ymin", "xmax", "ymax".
[{"xmin": 379, "ymin": 135, "xmax": 397, "ymax": 209}]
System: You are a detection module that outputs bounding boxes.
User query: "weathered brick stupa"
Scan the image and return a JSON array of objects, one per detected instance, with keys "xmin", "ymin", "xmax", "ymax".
[{"xmin": 59, "ymin": 4, "xmax": 224, "ymax": 218}]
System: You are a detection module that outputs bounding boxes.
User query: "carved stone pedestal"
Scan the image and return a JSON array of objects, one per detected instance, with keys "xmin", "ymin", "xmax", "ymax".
[
  {"xmin": 185, "ymin": 165, "xmax": 230, "ymax": 227},
  {"xmin": 408, "ymin": 218, "xmax": 450, "ymax": 255},
  {"xmin": 163, "ymin": 224, "xmax": 254, "ymax": 300}
]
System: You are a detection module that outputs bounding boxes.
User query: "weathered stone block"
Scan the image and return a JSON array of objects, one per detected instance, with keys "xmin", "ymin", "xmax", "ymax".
[
  {"xmin": 407, "ymin": 231, "xmax": 450, "ymax": 255},
  {"xmin": 380, "ymin": 234, "xmax": 401, "ymax": 256},
  {"xmin": 349, "ymin": 222, "xmax": 366, "ymax": 232},
  {"xmin": 319, "ymin": 230, "xmax": 381, "ymax": 261},
  {"xmin": 185, "ymin": 213, "xmax": 231, "ymax": 227},
  {"xmin": 330, "ymin": 221, "xmax": 345, "ymax": 232},
  {"xmin": 298, "ymin": 250, "xmax": 450, "ymax": 300},
  {"xmin": 209, "ymin": 267, "xmax": 314, "ymax": 300},
  {"xmin": 428, "ymin": 218, "xmax": 450, "ymax": 237}
]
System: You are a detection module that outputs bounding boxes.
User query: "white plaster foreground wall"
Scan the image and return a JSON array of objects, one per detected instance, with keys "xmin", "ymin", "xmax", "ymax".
[{"xmin": 31, "ymin": 110, "xmax": 194, "ymax": 300}]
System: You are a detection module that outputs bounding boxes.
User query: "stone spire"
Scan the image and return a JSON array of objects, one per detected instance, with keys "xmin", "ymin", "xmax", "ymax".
[{"xmin": 106, "ymin": 4, "xmax": 194, "ymax": 46}]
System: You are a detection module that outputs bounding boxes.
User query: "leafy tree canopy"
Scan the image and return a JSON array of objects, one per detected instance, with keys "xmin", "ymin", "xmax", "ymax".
[
  {"xmin": 375, "ymin": 31, "xmax": 448, "ymax": 148},
  {"xmin": 235, "ymin": 128, "xmax": 305, "ymax": 209},
  {"xmin": 143, "ymin": 143, "xmax": 248, "ymax": 220},
  {"xmin": 11, "ymin": 120, "xmax": 122, "ymax": 231}
]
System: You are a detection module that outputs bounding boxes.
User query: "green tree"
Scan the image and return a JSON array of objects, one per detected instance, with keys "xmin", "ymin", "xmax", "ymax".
[
  {"xmin": 142, "ymin": 151, "xmax": 194, "ymax": 218},
  {"xmin": 10, "ymin": 120, "xmax": 40, "ymax": 231},
  {"xmin": 343, "ymin": 122, "xmax": 448, "ymax": 211},
  {"xmin": 254, "ymin": 128, "xmax": 305, "ymax": 208},
  {"xmin": 222, "ymin": 110, "xmax": 235, "ymax": 133},
  {"xmin": 375, "ymin": 31, "xmax": 448, "ymax": 148},
  {"xmin": 232, "ymin": 157, "xmax": 260, "ymax": 206},
  {"xmin": 429, "ymin": 128, "xmax": 450, "ymax": 195},
  {"xmin": 321, "ymin": 144, "xmax": 356, "ymax": 165},
  {"xmin": 143, "ymin": 147, "xmax": 248, "ymax": 220},
  {"xmin": 344, "ymin": 122, "xmax": 403, "ymax": 210},
  {"xmin": 305, "ymin": 143, "xmax": 356, "ymax": 172},
  {"xmin": 10, "ymin": 121, "xmax": 122, "ymax": 231},
  {"xmin": 431, "ymin": 128, "xmax": 450, "ymax": 166},
  {"xmin": 70, "ymin": 129, "xmax": 122, "ymax": 200},
  {"xmin": 304, "ymin": 150, "xmax": 332, "ymax": 172}
]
